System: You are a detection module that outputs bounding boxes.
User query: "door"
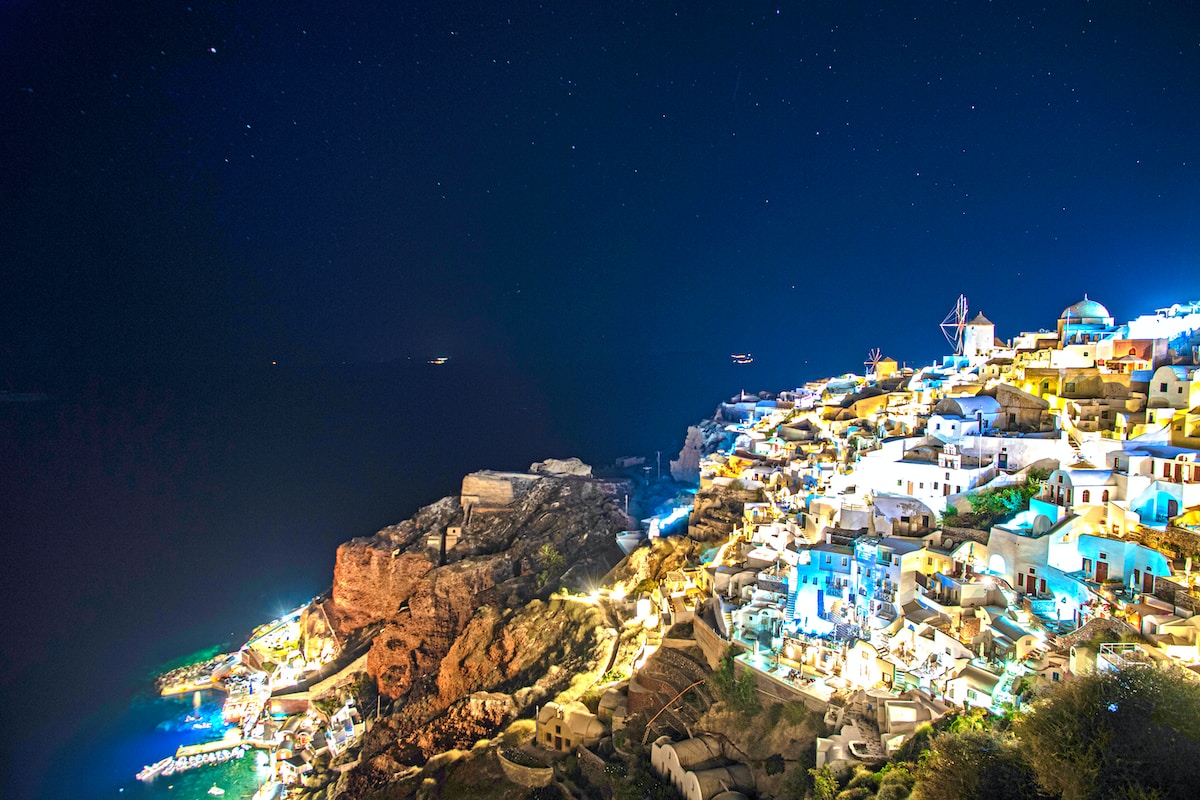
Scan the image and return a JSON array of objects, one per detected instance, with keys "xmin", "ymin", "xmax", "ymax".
[
  {"xmin": 1095, "ymin": 561, "xmax": 1109, "ymax": 583},
  {"xmin": 1144, "ymin": 572, "xmax": 1155, "ymax": 594}
]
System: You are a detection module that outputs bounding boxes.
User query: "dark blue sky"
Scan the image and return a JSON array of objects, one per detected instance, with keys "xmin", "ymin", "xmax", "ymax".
[{"xmin": 3, "ymin": 1, "xmax": 1198, "ymax": 380}]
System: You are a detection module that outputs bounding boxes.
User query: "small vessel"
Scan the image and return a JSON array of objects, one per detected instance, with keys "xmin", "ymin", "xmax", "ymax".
[
  {"xmin": 208, "ymin": 786, "xmax": 226, "ymax": 796},
  {"xmin": 731, "ymin": 353, "xmax": 754, "ymax": 365},
  {"xmin": 136, "ymin": 756, "xmax": 173, "ymax": 782},
  {"xmin": 427, "ymin": 356, "xmax": 450, "ymax": 365}
]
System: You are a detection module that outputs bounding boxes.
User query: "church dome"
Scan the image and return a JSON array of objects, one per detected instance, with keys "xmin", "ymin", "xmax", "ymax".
[{"xmin": 1060, "ymin": 296, "xmax": 1110, "ymax": 321}]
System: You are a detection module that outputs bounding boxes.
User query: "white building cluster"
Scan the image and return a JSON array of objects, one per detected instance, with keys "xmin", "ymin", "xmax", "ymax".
[{"xmin": 694, "ymin": 296, "xmax": 1200, "ymax": 744}]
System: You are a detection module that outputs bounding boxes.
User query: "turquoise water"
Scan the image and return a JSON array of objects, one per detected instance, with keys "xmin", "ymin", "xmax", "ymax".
[{"xmin": 110, "ymin": 688, "xmax": 263, "ymax": 800}]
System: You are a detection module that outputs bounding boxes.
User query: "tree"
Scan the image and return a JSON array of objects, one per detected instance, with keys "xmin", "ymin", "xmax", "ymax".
[
  {"xmin": 808, "ymin": 765, "xmax": 840, "ymax": 800},
  {"xmin": 537, "ymin": 543, "xmax": 565, "ymax": 589},
  {"xmin": 1016, "ymin": 666, "xmax": 1200, "ymax": 800},
  {"xmin": 710, "ymin": 647, "xmax": 761, "ymax": 717}
]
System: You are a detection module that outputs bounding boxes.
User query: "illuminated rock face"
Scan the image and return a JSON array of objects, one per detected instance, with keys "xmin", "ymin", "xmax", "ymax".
[
  {"xmin": 325, "ymin": 469, "xmax": 627, "ymax": 789},
  {"xmin": 328, "ymin": 470, "xmax": 628, "ymax": 695}
]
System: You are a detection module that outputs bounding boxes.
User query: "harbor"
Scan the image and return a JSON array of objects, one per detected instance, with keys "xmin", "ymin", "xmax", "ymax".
[{"xmin": 134, "ymin": 601, "xmax": 366, "ymax": 799}]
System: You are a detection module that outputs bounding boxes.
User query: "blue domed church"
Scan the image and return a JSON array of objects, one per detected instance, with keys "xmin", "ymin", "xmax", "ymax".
[{"xmin": 1057, "ymin": 295, "xmax": 1117, "ymax": 345}]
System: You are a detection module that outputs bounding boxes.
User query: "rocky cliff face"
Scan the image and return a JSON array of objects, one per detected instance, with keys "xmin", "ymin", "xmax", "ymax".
[
  {"xmin": 671, "ymin": 419, "xmax": 731, "ymax": 482},
  {"xmin": 322, "ymin": 466, "xmax": 629, "ymax": 796}
]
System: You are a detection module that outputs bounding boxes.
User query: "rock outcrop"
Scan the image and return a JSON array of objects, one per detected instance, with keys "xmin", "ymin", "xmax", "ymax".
[
  {"xmin": 529, "ymin": 456, "xmax": 593, "ymax": 477},
  {"xmin": 325, "ymin": 466, "xmax": 630, "ymax": 796},
  {"xmin": 671, "ymin": 419, "xmax": 730, "ymax": 482}
]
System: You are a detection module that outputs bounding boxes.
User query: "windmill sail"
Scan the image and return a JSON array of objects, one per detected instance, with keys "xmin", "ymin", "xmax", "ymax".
[{"xmin": 941, "ymin": 295, "xmax": 969, "ymax": 355}]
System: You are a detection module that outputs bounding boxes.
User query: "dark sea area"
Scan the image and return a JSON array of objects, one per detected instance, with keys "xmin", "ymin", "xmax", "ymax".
[{"xmin": 1, "ymin": 352, "xmax": 827, "ymax": 800}]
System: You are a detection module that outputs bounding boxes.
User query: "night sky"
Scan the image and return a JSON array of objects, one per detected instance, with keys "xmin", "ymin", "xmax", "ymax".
[
  {"xmin": 1, "ymin": 3, "xmax": 1198, "ymax": 797},
  {"xmin": 3, "ymin": 1, "xmax": 1197, "ymax": 381}
]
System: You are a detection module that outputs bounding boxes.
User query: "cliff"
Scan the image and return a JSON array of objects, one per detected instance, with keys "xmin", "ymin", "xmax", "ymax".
[
  {"xmin": 314, "ymin": 464, "xmax": 631, "ymax": 796},
  {"xmin": 670, "ymin": 419, "xmax": 731, "ymax": 482}
]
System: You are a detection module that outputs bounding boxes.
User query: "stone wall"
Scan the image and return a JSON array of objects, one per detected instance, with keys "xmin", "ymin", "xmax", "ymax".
[
  {"xmin": 1126, "ymin": 525, "xmax": 1200, "ymax": 563},
  {"xmin": 736, "ymin": 657, "xmax": 829, "ymax": 713},
  {"xmin": 692, "ymin": 610, "xmax": 734, "ymax": 670},
  {"xmin": 1057, "ymin": 617, "xmax": 1138, "ymax": 650},
  {"xmin": 461, "ymin": 472, "xmax": 519, "ymax": 508},
  {"xmin": 496, "ymin": 750, "xmax": 553, "ymax": 788},
  {"xmin": 940, "ymin": 525, "xmax": 991, "ymax": 546}
]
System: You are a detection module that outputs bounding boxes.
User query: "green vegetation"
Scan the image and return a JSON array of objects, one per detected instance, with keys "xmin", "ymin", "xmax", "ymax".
[
  {"xmin": 709, "ymin": 647, "xmax": 761, "ymax": 717},
  {"xmin": 790, "ymin": 666, "xmax": 1200, "ymax": 800},
  {"xmin": 958, "ymin": 469, "xmax": 1048, "ymax": 528},
  {"xmin": 537, "ymin": 543, "xmax": 566, "ymax": 589},
  {"xmin": 1016, "ymin": 666, "xmax": 1200, "ymax": 800}
]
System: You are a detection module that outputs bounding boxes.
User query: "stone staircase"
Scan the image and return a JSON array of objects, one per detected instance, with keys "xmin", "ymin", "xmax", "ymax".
[{"xmin": 638, "ymin": 647, "xmax": 714, "ymax": 739}]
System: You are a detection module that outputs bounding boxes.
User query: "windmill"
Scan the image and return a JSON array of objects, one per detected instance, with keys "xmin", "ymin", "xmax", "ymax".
[
  {"xmin": 864, "ymin": 347, "xmax": 883, "ymax": 376},
  {"xmin": 941, "ymin": 294, "xmax": 969, "ymax": 356}
]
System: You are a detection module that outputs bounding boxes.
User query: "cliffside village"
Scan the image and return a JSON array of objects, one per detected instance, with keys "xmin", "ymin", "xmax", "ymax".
[
  {"xmin": 145, "ymin": 296, "xmax": 1200, "ymax": 800},
  {"xmin": 568, "ymin": 296, "xmax": 1200, "ymax": 799}
]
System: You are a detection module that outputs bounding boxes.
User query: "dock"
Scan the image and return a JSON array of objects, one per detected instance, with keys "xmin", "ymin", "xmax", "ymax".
[{"xmin": 175, "ymin": 736, "xmax": 244, "ymax": 758}]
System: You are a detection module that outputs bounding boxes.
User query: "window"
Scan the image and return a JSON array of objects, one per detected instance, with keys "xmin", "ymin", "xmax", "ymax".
[
  {"xmin": 1029, "ymin": 567, "xmax": 1036, "ymax": 575},
  {"xmin": 1065, "ymin": 382, "xmax": 1076, "ymax": 393},
  {"xmin": 1100, "ymin": 552, "xmax": 1107, "ymax": 560},
  {"xmin": 919, "ymin": 482, "xmax": 924, "ymax": 489},
  {"xmin": 842, "ymin": 557, "xmax": 848, "ymax": 567},
  {"xmin": 1082, "ymin": 490, "xmax": 1090, "ymax": 503},
  {"xmin": 945, "ymin": 471, "xmax": 951, "ymax": 480},
  {"xmin": 934, "ymin": 482, "xmax": 940, "ymax": 489},
  {"xmin": 1102, "ymin": 490, "xmax": 1109, "ymax": 503},
  {"xmin": 1160, "ymin": 382, "xmax": 1168, "ymax": 391}
]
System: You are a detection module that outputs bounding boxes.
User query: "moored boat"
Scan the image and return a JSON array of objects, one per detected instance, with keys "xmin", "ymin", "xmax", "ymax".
[{"xmin": 135, "ymin": 756, "xmax": 173, "ymax": 782}]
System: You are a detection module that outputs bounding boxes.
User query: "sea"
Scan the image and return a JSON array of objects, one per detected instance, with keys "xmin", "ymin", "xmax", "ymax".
[{"xmin": 0, "ymin": 352, "xmax": 825, "ymax": 800}]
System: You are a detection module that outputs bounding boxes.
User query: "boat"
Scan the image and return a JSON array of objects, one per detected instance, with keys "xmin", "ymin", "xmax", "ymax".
[
  {"xmin": 208, "ymin": 786, "xmax": 226, "ymax": 796},
  {"xmin": 731, "ymin": 353, "xmax": 754, "ymax": 364},
  {"xmin": 136, "ymin": 756, "xmax": 173, "ymax": 782}
]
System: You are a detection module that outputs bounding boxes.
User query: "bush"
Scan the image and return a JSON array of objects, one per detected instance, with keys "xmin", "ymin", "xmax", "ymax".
[{"xmin": 1016, "ymin": 666, "xmax": 1200, "ymax": 800}]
